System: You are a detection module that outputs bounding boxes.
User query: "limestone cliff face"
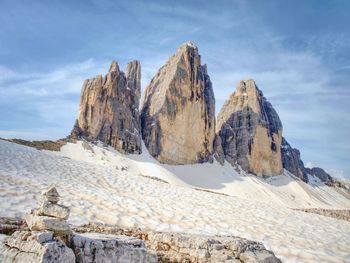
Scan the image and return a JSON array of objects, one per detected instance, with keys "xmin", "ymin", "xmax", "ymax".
[
  {"xmin": 141, "ymin": 42, "xmax": 215, "ymax": 164},
  {"xmin": 216, "ymin": 80, "xmax": 283, "ymax": 176},
  {"xmin": 71, "ymin": 60, "xmax": 142, "ymax": 154},
  {"xmin": 281, "ymin": 137, "xmax": 308, "ymax": 182}
]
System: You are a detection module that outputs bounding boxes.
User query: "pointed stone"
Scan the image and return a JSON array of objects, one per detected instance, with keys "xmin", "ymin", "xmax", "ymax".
[
  {"xmin": 216, "ymin": 80, "xmax": 283, "ymax": 176},
  {"xmin": 141, "ymin": 42, "xmax": 215, "ymax": 164},
  {"xmin": 43, "ymin": 186, "xmax": 60, "ymax": 204}
]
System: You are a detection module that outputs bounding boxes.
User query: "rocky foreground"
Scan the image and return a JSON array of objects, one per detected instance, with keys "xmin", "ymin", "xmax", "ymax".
[{"xmin": 0, "ymin": 188, "xmax": 281, "ymax": 263}]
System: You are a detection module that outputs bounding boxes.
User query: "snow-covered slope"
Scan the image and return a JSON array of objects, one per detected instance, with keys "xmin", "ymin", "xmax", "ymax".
[
  {"xmin": 0, "ymin": 139, "xmax": 349, "ymax": 262},
  {"xmin": 60, "ymin": 140, "xmax": 350, "ymax": 209}
]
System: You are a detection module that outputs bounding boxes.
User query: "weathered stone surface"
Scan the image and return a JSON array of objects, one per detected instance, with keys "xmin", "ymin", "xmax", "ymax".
[
  {"xmin": 141, "ymin": 42, "xmax": 215, "ymax": 164},
  {"xmin": 71, "ymin": 60, "xmax": 142, "ymax": 154},
  {"xmin": 39, "ymin": 201, "xmax": 70, "ymax": 220},
  {"xmin": 147, "ymin": 232, "xmax": 281, "ymax": 263},
  {"xmin": 71, "ymin": 232, "xmax": 157, "ymax": 263},
  {"xmin": 281, "ymin": 137, "xmax": 308, "ymax": 182},
  {"xmin": 25, "ymin": 215, "xmax": 71, "ymax": 235},
  {"xmin": 216, "ymin": 80, "xmax": 283, "ymax": 176},
  {"xmin": 73, "ymin": 223, "xmax": 281, "ymax": 263},
  {"xmin": 213, "ymin": 135, "xmax": 225, "ymax": 165},
  {"xmin": 0, "ymin": 217, "xmax": 27, "ymax": 235},
  {"xmin": 239, "ymin": 249, "xmax": 281, "ymax": 263},
  {"xmin": 0, "ymin": 230, "xmax": 75, "ymax": 263},
  {"xmin": 43, "ymin": 187, "xmax": 60, "ymax": 204}
]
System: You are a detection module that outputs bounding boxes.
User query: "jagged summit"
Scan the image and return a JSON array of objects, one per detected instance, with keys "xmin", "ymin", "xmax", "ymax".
[
  {"xmin": 108, "ymin": 60, "xmax": 119, "ymax": 72},
  {"xmin": 141, "ymin": 42, "xmax": 215, "ymax": 164},
  {"xmin": 70, "ymin": 59, "xmax": 142, "ymax": 154},
  {"xmin": 68, "ymin": 42, "xmax": 333, "ymax": 181},
  {"xmin": 178, "ymin": 41, "xmax": 198, "ymax": 50},
  {"xmin": 215, "ymin": 79, "xmax": 283, "ymax": 176}
]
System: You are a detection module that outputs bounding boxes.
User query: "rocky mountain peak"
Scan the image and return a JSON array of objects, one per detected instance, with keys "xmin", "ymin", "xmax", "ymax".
[
  {"xmin": 215, "ymin": 80, "xmax": 283, "ymax": 176},
  {"xmin": 141, "ymin": 42, "xmax": 215, "ymax": 164},
  {"xmin": 108, "ymin": 60, "xmax": 119, "ymax": 72},
  {"xmin": 70, "ymin": 59, "xmax": 142, "ymax": 154},
  {"xmin": 177, "ymin": 41, "xmax": 198, "ymax": 53}
]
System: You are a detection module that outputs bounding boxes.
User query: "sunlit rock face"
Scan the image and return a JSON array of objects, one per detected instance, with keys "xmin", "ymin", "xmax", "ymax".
[
  {"xmin": 216, "ymin": 80, "xmax": 283, "ymax": 176},
  {"xmin": 71, "ymin": 60, "xmax": 142, "ymax": 154},
  {"xmin": 141, "ymin": 42, "xmax": 215, "ymax": 164}
]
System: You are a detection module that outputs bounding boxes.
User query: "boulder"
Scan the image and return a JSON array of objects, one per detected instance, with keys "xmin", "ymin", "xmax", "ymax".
[
  {"xmin": 71, "ymin": 232, "xmax": 157, "ymax": 263},
  {"xmin": 141, "ymin": 42, "xmax": 215, "ymax": 164},
  {"xmin": 216, "ymin": 80, "xmax": 283, "ymax": 176},
  {"xmin": 71, "ymin": 60, "xmax": 142, "ymax": 154},
  {"xmin": 0, "ymin": 230, "xmax": 75, "ymax": 263}
]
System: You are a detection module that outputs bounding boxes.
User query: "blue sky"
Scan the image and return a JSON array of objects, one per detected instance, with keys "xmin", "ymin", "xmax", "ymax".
[{"xmin": 0, "ymin": 0, "xmax": 349, "ymax": 178}]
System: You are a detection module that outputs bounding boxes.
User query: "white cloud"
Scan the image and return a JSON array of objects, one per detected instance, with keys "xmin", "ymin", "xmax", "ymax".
[{"xmin": 0, "ymin": 59, "xmax": 109, "ymax": 99}]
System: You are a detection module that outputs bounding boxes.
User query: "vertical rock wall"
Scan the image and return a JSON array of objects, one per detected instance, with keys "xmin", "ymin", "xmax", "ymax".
[
  {"xmin": 141, "ymin": 42, "xmax": 215, "ymax": 164},
  {"xmin": 216, "ymin": 80, "xmax": 283, "ymax": 176},
  {"xmin": 71, "ymin": 60, "xmax": 142, "ymax": 154}
]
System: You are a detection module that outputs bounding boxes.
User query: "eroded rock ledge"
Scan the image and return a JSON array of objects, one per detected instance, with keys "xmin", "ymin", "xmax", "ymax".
[
  {"xmin": 0, "ymin": 219, "xmax": 282, "ymax": 263},
  {"xmin": 73, "ymin": 222, "xmax": 282, "ymax": 263}
]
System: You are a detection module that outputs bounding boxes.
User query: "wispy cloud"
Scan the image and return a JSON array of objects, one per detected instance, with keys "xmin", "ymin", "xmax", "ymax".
[{"xmin": 0, "ymin": 59, "xmax": 110, "ymax": 139}]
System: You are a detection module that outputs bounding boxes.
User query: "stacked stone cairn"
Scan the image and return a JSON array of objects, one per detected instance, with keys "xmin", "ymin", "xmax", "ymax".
[
  {"xmin": 25, "ymin": 186, "xmax": 71, "ymax": 242},
  {"xmin": 0, "ymin": 187, "xmax": 75, "ymax": 262}
]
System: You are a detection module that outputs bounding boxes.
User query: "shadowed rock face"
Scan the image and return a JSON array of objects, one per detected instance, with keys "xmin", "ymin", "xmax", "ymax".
[
  {"xmin": 216, "ymin": 80, "xmax": 283, "ymax": 176},
  {"xmin": 141, "ymin": 42, "xmax": 215, "ymax": 164},
  {"xmin": 281, "ymin": 137, "xmax": 308, "ymax": 182},
  {"xmin": 306, "ymin": 167, "xmax": 333, "ymax": 183},
  {"xmin": 71, "ymin": 60, "xmax": 142, "ymax": 154}
]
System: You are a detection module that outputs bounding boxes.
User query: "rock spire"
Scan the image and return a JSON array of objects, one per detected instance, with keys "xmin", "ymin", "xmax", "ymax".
[
  {"xmin": 141, "ymin": 42, "xmax": 216, "ymax": 164},
  {"xmin": 71, "ymin": 60, "xmax": 142, "ymax": 154},
  {"xmin": 216, "ymin": 80, "xmax": 283, "ymax": 176}
]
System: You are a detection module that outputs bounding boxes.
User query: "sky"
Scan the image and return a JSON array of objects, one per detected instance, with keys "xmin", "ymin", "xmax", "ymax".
[{"xmin": 0, "ymin": 0, "xmax": 349, "ymax": 179}]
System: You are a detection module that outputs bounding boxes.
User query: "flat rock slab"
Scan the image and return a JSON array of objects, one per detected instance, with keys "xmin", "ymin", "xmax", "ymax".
[
  {"xmin": 0, "ymin": 230, "xmax": 75, "ymax": 263},
  {"xmin": 25, "ymin": 214, "xmax": 71, "ymax": 234},
  {"xmin": 71, "ymin": 232, "xmax": 157, "ymax": 263},
  {"xmin": 39, "ymin": 201, "xmax": 70, "ymax": 220}
]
